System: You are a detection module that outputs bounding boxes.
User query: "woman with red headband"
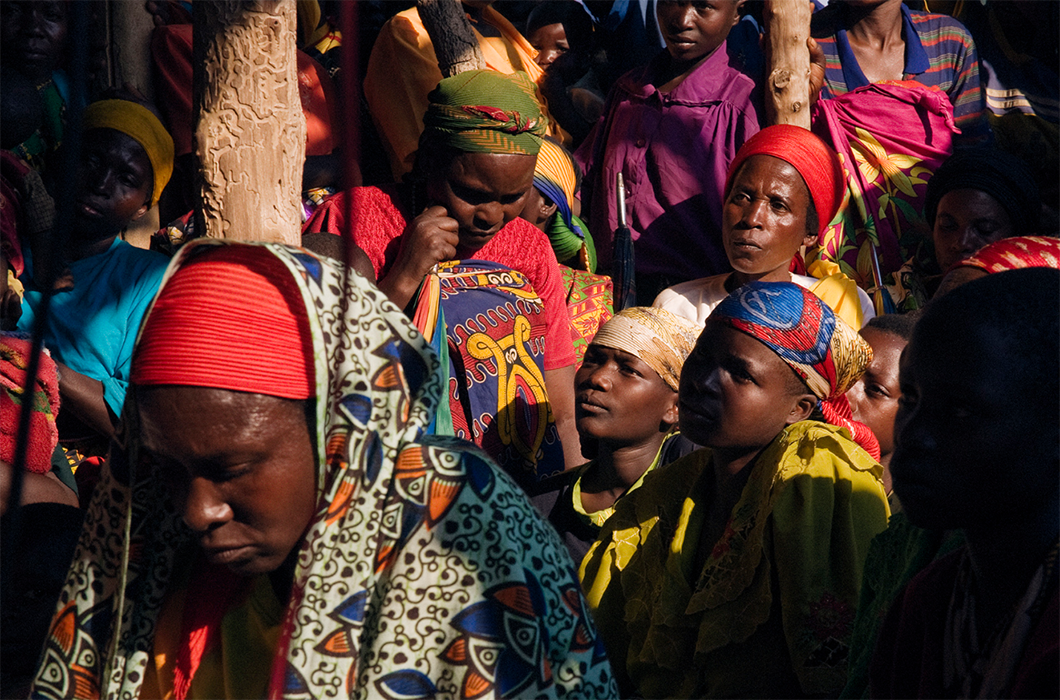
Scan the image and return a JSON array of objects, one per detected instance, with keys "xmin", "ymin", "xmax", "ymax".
[
  {"xmin": 654, "ymin": 124, "xmax": 874, "ymax": 331},
  {"xmin": 30, "ymin": 241, "xmax": 617, "ymax": 700}
]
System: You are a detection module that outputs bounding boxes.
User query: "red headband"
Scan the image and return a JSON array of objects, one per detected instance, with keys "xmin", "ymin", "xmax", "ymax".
[
  {"xmin": 957, "ymin": 235, "xmax": 1060, "ymax": 274},
  {"xmin": 132, "ymin": 245, "xmax": 314, "ymax": 399},
  {"xmin": 725, "ymin": 125, "xmax": 844, "ymax": 236}
]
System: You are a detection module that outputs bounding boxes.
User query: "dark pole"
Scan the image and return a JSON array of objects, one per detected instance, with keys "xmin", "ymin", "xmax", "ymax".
[{"xmin": 2, "ymin": 0, "xmax": 89, "ymax": 589}]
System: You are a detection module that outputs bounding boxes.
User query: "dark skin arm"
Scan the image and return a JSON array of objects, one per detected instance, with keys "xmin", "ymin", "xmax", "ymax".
[
  {"xmin": 0, "ymin": 460, "xmax": 79, "ymax": 516},
  {"xmin": 377, "ymin": 205, "xmax": 459, "ymax": 309},
  {"xmin": 544, "ymin": 364, "xmax": 583, "ymax": 471},
  {"xmin": 808, "ymin": 36, "xmax": 827, "ymax": 106},
  {"xmin": 54, "ymin": 361, "xmax": 116, "ymax": 439}
]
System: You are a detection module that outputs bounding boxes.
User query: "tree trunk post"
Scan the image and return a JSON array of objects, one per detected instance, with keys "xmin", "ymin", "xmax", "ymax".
[
  {"xmin": 763, "ymin": 0, "xmax": 812, "ymax": 129},
  {"xmin": 416, "ymin": 0, "xmax": 486, "ymax": 78},
  {"xmin": 109, "ymin": 2, "xmax": 159, "ymax": 249},
  {"xmin": 108, "ymin": 3, "xmax": 155, "ymax": 100},
  {"xmin": 192, "ymin": 0, "xmax": 305, "ymax": 244}
]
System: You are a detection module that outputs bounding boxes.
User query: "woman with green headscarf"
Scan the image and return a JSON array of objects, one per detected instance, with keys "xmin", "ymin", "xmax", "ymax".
[{"xmin": 304, "ymin": 70, "xmax": 582, "ymax": 489}]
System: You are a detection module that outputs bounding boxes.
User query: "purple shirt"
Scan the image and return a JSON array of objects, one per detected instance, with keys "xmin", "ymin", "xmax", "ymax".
[{"xmin": 576, "ymin": 42, "xmax": 760, "ymax": 281}]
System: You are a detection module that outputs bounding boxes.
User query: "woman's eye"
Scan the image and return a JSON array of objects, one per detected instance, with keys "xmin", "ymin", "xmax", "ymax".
[
  {"xmin": 729, "ymin": 367, "xmax": 753, "ymax": 384},
  {"xmin": 865, "ymin": 384, "xmax": 889, "ymax": 399}
]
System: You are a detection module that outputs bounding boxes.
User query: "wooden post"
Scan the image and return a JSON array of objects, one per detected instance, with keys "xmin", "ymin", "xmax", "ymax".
[
  {"xmin": 109, "ymin": 2, "xmax": 159, "ymax": 248},
  {"xmin": 193, "ymin": 0, "xmax": 305, "ymax": 244},
  {"xmin": 416, "ymin": 0, "xmax": 486, "ymax": 78},
  {"xmin": 108, "ymin": 2, "xmax": 155, "ymax": 100},
  {"xmin": 763, "ymin": 0, "xmax": 812, "ymax": 129}
]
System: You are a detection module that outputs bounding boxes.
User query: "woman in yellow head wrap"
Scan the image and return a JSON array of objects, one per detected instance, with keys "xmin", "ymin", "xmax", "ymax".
[
  {"xmin": 530, "ymin": 306, "xmax": 702, "ymax": 563},
  {"xmin": 15, "ymin": 98, "xmax": 172, "ymax": 447}
]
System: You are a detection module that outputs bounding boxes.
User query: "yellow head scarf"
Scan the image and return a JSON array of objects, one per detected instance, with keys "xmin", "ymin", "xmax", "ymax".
[{"xmin": 591, "ymin": 306, "xmax": 702, "ymax": 391}]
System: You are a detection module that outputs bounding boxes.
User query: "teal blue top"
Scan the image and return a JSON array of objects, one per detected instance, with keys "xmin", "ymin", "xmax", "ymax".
[{"xmin": 18, "ymin": 238, "xmax": 169, "ymax": 419}]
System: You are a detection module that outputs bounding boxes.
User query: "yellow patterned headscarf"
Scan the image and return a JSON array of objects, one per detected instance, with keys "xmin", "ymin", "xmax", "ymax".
[
  {"xmin": 422, "ymin": 70, "xmax": 547, "ymax": 155},
  {"xmin": 591, "ymin": 307, "xmax": 702, "ymax": 391},
  {"xmin": 534, "ymin": 137, "xmax": 576, "ymax": 213},
  {"xmin": 83, "ymin": 99, "xmax": 174, "ymax": 208}
]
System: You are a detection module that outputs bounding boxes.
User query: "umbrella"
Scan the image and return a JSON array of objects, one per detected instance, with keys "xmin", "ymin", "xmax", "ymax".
[
  {"xmin": 867, "ymin": 239, "xmax": 898, "ymax": 315},
  {"xmin": 612, "ymin": 172, "xmax": 636, "ymax": 311}
]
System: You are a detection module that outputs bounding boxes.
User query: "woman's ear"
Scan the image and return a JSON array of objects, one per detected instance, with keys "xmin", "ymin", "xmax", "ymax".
[
  {"xmin": 661, "ymin": 392, "xmax": 680, "ymax": 429},
  {"xmin": 785, "ymin": 393, "xmax": 816, "ymax": 426},
  {"xmin": 131, "ymin": 200, "xmax": 151, "ymax": 222},
  {"xmin": 539, "ymin": 196, "xmax": 558, "ymax": 222},
  {"xmin": 802, "ymin": 232, "xmax": 819, "ymax": 249}
]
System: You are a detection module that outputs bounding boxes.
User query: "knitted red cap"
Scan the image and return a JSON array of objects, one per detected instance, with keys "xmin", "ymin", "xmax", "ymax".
[
  {"xmin": 725, "ymin": 125, "xmax": 844, "ymax": 236},
  {"xmin": 131, "ymin": 245, "xmax": 314, "ymax": 399}
]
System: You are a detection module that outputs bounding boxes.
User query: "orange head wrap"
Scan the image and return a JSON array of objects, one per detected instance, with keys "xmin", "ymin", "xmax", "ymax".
[
  {"xmin": 725, "ymin": 125, "xmax": 844, "ymax": 237},
  {"xmin": 131, "ymin": 243, "xmax": 314, "ymax": 399}
]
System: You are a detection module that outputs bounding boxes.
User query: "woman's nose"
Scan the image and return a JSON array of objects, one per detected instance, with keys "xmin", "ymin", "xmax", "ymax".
[
  {"xmin": 475, "ymin": 201, "xmax": 503, "ymax": 229},
  {"xmin": 584, "ymin": 362, "xmax": 614, "ymax": 391},
  {"xmin": 740, "ymin": 199, "xmax": 768, "ymax": 228},
  {"xmin": 955, "ymin": 225, "xmax": 987, "ymax": 257},
  {"xmin": 671, "ymin": 5, "xmax": 695, "ymax": 30},
  {"xmin": 182, "ymin": 477, "xmax": 233, "ymax": 533},
  {"xmin": 846, "ymin": 381, "xmax": 866, "ymax": 420}
]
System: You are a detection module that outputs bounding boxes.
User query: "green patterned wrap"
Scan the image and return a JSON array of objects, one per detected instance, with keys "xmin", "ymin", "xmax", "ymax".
[{"xmin": 422, "ymin": 70, "xmax": 547, "ymax": 155}]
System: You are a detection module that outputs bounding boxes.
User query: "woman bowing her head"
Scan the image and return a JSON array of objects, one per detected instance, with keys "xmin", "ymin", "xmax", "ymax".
[{"xmin": 31, "ymin": 241, "xmax": 616, "ymax": 700}]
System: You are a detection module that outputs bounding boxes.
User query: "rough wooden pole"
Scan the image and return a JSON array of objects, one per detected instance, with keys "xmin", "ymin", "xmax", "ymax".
[
  {"xmin": 109, "ymin": 2, "xmax": 155, "ymax": 100},
  {"xmin": 109, "ymin": 2, "xmax": 159, "ymax": 248},
  {"xmin": 416, "ymin": 0, "xmax": 486, "ymax": 78},
  {"xmin": 763, "ymin": 0, "xmax": 812, "ymax": 129},
  {"xmin": 193, "ymin": 0, "xmax": 305, "ymax": 244}
]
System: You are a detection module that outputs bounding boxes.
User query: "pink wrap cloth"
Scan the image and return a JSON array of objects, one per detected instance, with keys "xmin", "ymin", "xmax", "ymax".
[{"xmin": 810, "ymin": 81, "xmax": 959, "ymax": 287}]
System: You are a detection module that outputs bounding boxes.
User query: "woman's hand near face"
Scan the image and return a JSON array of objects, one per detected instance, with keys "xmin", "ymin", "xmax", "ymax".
[
  {"xmin": 808, "ymin": 36, "xmax": 826, "ymax": 106},
  {"xmin": 378, "ymin": 206, "xmax": 460, "ymax": 310}
]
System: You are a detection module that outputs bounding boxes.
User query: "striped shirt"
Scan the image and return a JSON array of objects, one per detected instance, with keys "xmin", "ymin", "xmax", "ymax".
[{"xmin": 812, "ymin": 4, "xmax": 989, "ymax": 145}]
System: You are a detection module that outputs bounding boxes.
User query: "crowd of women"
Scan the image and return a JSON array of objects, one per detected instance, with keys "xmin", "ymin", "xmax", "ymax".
[{"xmin": 1, "ymin": 1, "xmax": 1057, "ymax": 698}]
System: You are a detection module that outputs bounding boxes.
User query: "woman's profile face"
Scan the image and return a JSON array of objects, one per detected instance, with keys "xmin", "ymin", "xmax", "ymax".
[
  {"xmin": 679, "ymin": 321, "xmax": 812, "ymax": 451},
  {"xmin": 575, "ymin": 344, "xmax": 678, "ymax": 445},
  {"xmin": 137, "ymin": 386, "xmax": 318, "ymax": 577}
]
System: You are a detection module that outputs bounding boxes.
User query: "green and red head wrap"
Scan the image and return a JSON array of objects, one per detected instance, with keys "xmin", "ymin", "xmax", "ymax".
[{"xmin": 421, "ymin": 70, "xmax": 547, "ymax": 156}]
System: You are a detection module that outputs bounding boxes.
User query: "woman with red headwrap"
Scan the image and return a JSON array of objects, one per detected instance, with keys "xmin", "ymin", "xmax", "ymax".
[
  {"xmin": 30, "ymin": 241, "xmax": 617, "ymax": 700},
  {"xmin": 654, "ymin": 124, "xmax": 875, "ymax": 330},
  {"xmin": 581, "ymin": 281, "xmax": 889, "ymax": 698}
]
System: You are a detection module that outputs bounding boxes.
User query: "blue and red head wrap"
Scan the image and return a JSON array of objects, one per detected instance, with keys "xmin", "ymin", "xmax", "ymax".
[
  {"xmin": 712, "ymin": 282, "xmax": 870, "ymax": 400},
  {"xmin": 712, "ymin": 282, "xmax": 880, "ymax": 458}
]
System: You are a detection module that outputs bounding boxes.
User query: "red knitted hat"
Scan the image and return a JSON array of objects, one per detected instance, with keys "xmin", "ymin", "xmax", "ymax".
[
  {"xmin": 131, "ymin": 244, "xmax": 314, "ymax": 399},
  {"xmin": 725, "ymin": 125, "xmax": 844, "ymax": 236}
]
